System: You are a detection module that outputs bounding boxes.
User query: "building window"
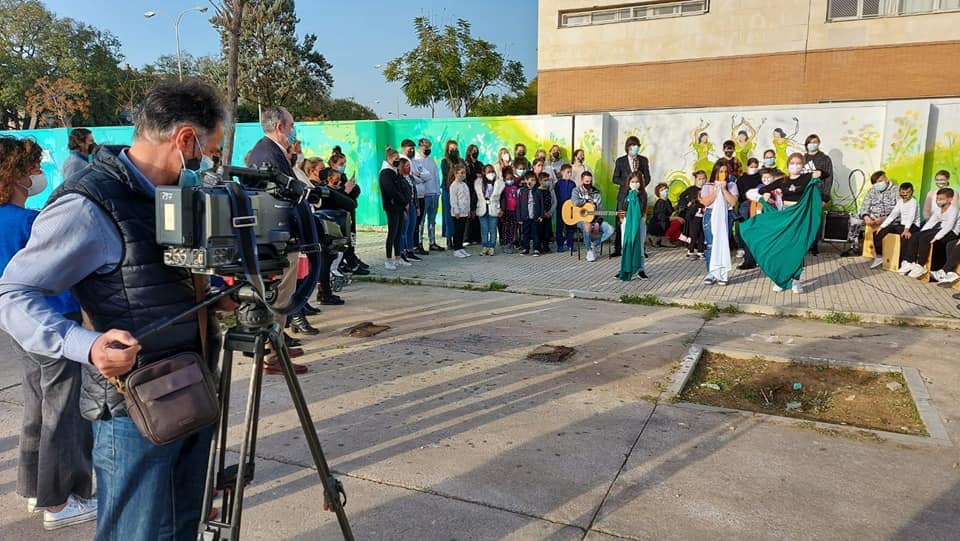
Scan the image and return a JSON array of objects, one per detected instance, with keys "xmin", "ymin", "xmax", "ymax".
[
  {"xmin": 828, "ymin": 0, "xmax": 960, "ymax": 21},
  {"xmin": 559, "ymin": 1, "xmax": 709, "ymax": 28}
]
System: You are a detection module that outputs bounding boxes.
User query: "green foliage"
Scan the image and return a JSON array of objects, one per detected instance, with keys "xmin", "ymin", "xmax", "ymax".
[
  {"xmin": 470, "ymin": 78, "xmax": 538, "ymax": 117},
  {"xmin": 487, "ymin": 281, "xmax": 508, "ymax": 291},
  {"xmin": 621, "ymin": 294, "xmax": 665, "ymax": 306},
  {"xmin": 318, "ymin": 98, "xmax": 378, "ymax": 121},
  {"xmin": 384, "ymin": 17, "xmax": 526, "ymax": 117},
  {"xmin": 0, "ymin": 0, "xmax": 126, "ymax": 128},
  {"xmin": 209, "ymin": 0, "xmax": 333, "ymax": 116},
  {"xmin": 820, "ymin": 311, "xmax": 862, "ymax": 325}
]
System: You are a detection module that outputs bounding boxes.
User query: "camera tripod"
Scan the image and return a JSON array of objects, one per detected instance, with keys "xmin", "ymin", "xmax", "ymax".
[{"xmin": 198, "ymin": 286, "xmax": 353, "ymax": 540}]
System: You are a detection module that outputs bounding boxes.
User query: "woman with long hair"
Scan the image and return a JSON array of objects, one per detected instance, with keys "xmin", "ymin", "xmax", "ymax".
[
  {"xmin": 440, "ymin": 139, "xmax": 462, "ymax": 249},
  {"xmin": 0, "ymin": 136, "xmax": 96, "ymax": 529},
  {"xmin": 379, "ymin": 146, "xmax": 410, "ymax": 270}
]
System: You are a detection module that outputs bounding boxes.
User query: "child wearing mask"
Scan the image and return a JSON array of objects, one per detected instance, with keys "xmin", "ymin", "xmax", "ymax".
[
  {"xmin": 923, "ymin": 170, "xmax": 958, "ymax": 221},
  {"xmin": 711, "ymin": 140, "xmax": 744, "ymax": 180},
  {"xmin": 871, "ymin": 182, "xmax": 919, "ymax": 270},
  {"xmin": 499, "ymin": 170, "xmax": 520, "ymax": 253},
  {"xmin": 537, "ymin": 170, "xmax": 555, "ymax": 253},
  {"xmin": 554, "ymin": 164, "xmax": 577, "ymax": 252},
  {"xmin": 449, "ymin": 164, "xmax": 472, "ymax": 258},
  {"xmin": 475, "ymin": 165, "xmax": 504, "ymax": 255},
  {"xmin": 901, "ymin": 187, "xmax": 958, "ymax": 279},
  {"xmin": 517, "ymin": 172, "xmax": 544, "ymax": 256},
  {"xmin": 617, "ymin": 173, "xmax": 649, "ymax": 281},
  {"xmin": 679, "ymin": 170, "xmax": 707, "ymax": 259},
  {"xmin": 648, "ymin": 182, "xmax": 683, "ymax": 246}
]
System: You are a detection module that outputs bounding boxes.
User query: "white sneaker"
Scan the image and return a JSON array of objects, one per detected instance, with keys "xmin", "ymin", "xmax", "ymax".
[
  {"xmin": 898, "ymin": 262, "xmax": 916, "ymax": 275},
  {"xmin": 792, "ymin": 282, "xmax": 804, "ymax": 294},
  {"xmin": 27, "ymin": 497, "xmax": 40, "ymax": 513},
  {"xmin": 384, "ymin": 260, "xmax": 397, "ymax": 271},
  {"xmin": 908, "ymin": 265, "xmax": 927, "ymax": 279},
  {"xmin": 463, "ymin": 249, "xmax": 472, "ymax": 257},
  {"xmin": 397, "ymin": 258, "xmax": 412, "ymax": 267},
  {"xmin": 942, "ymin": 272, "xmax": 960, "ymax": 284},
  {"xmin": 454, "ymin": 250, "xmax": 468, "ymax": 258},
  {"xmin": 931, "ymin": 269, "xmax": 946, "ymax": 282},
  {"xmin": 586, "ymin": 249, "xmax": 596, "ymax": 262},
  {"xmin": 43, "ymin": 494, "xmax": 97, "ymax": 531},
  {"xmin": 772, "ymin": 283, "xmax": 784, "ymax": 292},
  {"xmin": 870, "ymin": 257, "xmax": 883, "ymax": 269}
]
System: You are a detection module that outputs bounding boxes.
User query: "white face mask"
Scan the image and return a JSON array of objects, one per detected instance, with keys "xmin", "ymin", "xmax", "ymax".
[
  {"xmin": 25, "ymin": 173, "xmax": 48, "ymax": 196},
  {"xmin": 629, "ymin": 182, "xmax": 641, "ymax": 191},
  {"xmin": 501, "ymin": 153, "xmax": 510, "ymax": 162},
  {"xmin": 747, "ymin": 167, "xmax": 758, "ymax": 175},
  {"xmin": 485, "ymin": 173, "xmax": 495, "ymax": 181},
  {"xmin": 788, "ymin": 163, "xmax": 803, "ymax": 176}
]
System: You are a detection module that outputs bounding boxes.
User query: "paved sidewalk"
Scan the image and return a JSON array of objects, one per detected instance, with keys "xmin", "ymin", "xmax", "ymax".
[
  {"xmin": 2, "ymin": 284, "xmax": 958, "ymax": 540},
  {"xmin": 355, "ymin": 231, "xmax": 960, "ymax": 325}
]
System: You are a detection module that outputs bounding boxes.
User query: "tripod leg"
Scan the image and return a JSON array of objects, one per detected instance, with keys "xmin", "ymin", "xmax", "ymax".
[
  {"xmin": 225, "ymin": 332, "xmax": 267, "ymax": 539},
  {"xmin": 268, "ymin": 326, "xmax": 355, "ymax": 541},
  {"xmin": 200, "ymin": 342, "xmax": 237, "ymax": 540}
]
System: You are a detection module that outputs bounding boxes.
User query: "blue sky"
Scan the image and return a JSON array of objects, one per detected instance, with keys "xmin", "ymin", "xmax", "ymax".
[{"xmin": 42, "ymin": 0, "xmax": 539, "ymax": 119}]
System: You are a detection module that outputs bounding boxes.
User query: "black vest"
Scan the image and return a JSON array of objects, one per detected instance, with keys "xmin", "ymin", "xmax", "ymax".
[{"xmin": 48, "ymin": 146, "xmax": 201, "ymax": 421}]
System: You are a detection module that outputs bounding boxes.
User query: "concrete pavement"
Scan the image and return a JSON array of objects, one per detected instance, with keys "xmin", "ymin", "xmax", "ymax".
[{"xmin": 1, "ymin": 283, "xmax": 958, "ymax": 540}]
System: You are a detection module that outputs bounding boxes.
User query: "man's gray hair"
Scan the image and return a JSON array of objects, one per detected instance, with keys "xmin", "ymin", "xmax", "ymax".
[
  {"xmin": 261, "ymin": 106, "xmax": 290, "ymax": 135},
  {"xmin": 133, "ymin": 80, "xmax": 228, "ymax": 141}
]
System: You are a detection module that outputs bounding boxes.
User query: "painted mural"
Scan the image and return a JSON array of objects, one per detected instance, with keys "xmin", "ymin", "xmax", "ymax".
[{"xmin": 10, "ymin": 99, "xmax": 960, "ymax": 226}]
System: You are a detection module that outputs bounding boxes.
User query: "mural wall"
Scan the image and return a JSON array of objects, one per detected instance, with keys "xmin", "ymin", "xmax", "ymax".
[{"xmin": 13, "ymin": 98, "xmax": 960, "ymax": 225}]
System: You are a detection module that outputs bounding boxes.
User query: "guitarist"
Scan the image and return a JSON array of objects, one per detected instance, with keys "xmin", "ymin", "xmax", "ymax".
[{"xmin": 571, "ymin": 171, "xmax": 615, "ymax": 262}]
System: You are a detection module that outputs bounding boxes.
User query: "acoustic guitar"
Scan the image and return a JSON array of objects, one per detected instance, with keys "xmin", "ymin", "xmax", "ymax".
[{"xmin": 561, "ymin": 200, "xmax": 622, "ymax": 226}]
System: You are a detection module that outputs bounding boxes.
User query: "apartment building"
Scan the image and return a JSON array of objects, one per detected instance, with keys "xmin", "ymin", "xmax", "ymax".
[{"xmin": 537, "ymin": 0, "xmax": 960, "ymax": 113}]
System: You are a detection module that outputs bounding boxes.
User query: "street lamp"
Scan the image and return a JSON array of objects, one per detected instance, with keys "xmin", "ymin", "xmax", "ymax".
[{"xmin": 144, "ymin": 6, "xmax": 209, "ymax": 81}]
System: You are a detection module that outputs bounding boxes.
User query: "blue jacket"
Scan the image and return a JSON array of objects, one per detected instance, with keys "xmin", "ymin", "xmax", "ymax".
[
  {"xmin": 555, "ymin": 178, "xmax": 576, "ymax": 205},
  {"xmin": 517, "ymin": 186, "xmax": 544, "ymax": 221}
]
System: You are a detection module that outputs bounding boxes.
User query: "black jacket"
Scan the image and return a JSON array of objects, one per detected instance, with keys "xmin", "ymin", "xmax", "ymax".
[
  {"xmin": 48, "ymin": 146, "xmax": 204, "ymax": 421},
  {"xmin": 247, "ymin": 136, "xmax": 295, "ymax": 178},
  {"xmin": 379, "ymin": 167, "xmax": 409, "ymax": 212},
  {"xmin": 804, "ymin": 152, "xmax": 834, "ymax": 203},
  {"xmin": 612, "ymin": 154, "xmax": 651, "ymax": 210}
]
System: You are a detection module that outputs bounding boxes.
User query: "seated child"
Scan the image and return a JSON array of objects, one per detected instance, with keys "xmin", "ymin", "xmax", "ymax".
[
  {"xmin": 900, "ymin": 188, "xmax": 958, "ymax": 279},
  {"xmin": 870, "ymin": 182, "xmax": 919, "ymax": 270},
  {"xmin": 648, "ymin": 182, "xmax": 684, "ymax": 246}
]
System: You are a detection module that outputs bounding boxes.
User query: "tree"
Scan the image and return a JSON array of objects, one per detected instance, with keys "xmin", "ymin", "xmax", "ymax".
[
  {"xmin": 25, "ymin": 76, "xmax": 90, "ymax": 127},
  {"xmin": 384, "ymin": 17, "xmax": 526, "ymax": 117},
  {"xmin": 318, "ymin": 98, "xmax": 378, "ymax": 121},
  {"xmin": 209, "ymin": 0, "xmax": 245, "ymax": 166},
  {"xmin": 470, "ymin": 78, "xmax": 538, "ymax": 117}
]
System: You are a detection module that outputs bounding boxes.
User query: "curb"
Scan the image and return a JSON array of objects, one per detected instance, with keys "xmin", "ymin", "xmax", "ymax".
[{"xmin": 356, "ymin": 273, "xmax": 960, "ymax": 329}]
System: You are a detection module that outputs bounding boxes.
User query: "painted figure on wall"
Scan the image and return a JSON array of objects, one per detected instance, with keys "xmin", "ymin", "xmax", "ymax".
[
  {"xmin": 731, "ymin": 115, "xmax": 764, "ymax": 167},
  {"xmin": 772, "ymin": 119, "xmax": 802, "ymax": 172},
  {"xmin": 690, "ymin": 121, "xmax": 714, "ymax": 176}
]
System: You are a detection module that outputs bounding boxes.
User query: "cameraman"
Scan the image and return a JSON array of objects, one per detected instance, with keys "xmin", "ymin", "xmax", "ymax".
[
  {"xmin": 247, "ymin": 106, "xmax": 318, "ymax": 360},
  {"xmin": 0, "ymin": 80, "xmax": 228, "ymax": 540}
]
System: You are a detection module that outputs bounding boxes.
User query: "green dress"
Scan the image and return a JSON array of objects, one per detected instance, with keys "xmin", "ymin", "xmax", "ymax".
[
  {"xmin": 692, "ymin": 141, "xmax": 714, "ymax": 175},
  {"xmin": 739, "ymin": 178, "xmax": 823, "ymax": 289},
  {"xmin": 773, "ymin": 139, "xmax": 790, "ymax": 172},
  {"xmin": 735, "ymin": 141, "xmax": 755, "ymax": 168},
  {"xmin": 617, "ymin": 190, "xmax": 646, "ymax": 281}
]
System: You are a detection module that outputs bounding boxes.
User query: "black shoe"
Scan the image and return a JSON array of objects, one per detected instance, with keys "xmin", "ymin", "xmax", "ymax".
[
  {"xmin": 400, "ymin": 253, "xmax": 412, "ymax": 263},
  {"xmin": 289, "ymin": 313, "xmax": 320, "ymax": 335},
  {"xmin": 637, "ymin": 271, "xmax": 649, "ymax": 280},
  {"xmin": 283, "ymin": 332, "xmax": 303, "ymax": 347},
  {"xmin": 429, "ymin": 243, "xmax": 445, "ymax": 252},
  {"xmin": 737, "ymin": 263, "xmax": 757, "ymax": 270},
  {"xmin": 609, "ymin": 251, "xmax": 621, "ymax": 259},
  {"xmin": 953, "ymin": 293, "xmax": 960, "ymax": 301},
  {"xmin": 356, "ymin": 260, "xmax": 370, "ymax": 270},
  {"xmin": 406, "ymin": 251, "xmax": 422, "ymax": 261},
  {"xmin": 414, "ymin": 246, "xmax": 429, "ymax": 255},
  {"xmin": 320, "ymin": 295, "xmax": 345, "ymax": 306},
  {"xmin": 302, "ymin": 303, "xmax": 322, "ymax": 316},
  {"xmin": 840, "ymin": 247, "xmax": 860, "ymax": 257}
]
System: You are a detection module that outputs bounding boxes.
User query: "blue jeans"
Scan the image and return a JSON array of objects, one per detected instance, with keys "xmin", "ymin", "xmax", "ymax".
[
  {"xmin": 440, "ymin": 190, "xmax": 453, "ymax": 242},
  {"xmin": 703, "ymin": 209, "xmax": 735, "ymax": 273},
  {"xmin": 556, "ymin": 214, "xmax": 575, "ymax": 251},
  {"xmin": 419, "ymin": 193, "xmax": 439, "ymax": 245},
  {"xmin": 92, "ymin": 417, "xmax": 213, "ymax": 541},
  {"xmin": 479, "ymin": 214, "xmax": 498, "ymax": 248},
  {"xmin": 580, "ymin": 221, "xmax": 614, "ymax": 250}
]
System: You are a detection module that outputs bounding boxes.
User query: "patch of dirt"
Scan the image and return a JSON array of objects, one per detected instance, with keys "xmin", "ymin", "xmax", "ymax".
[
  {"xmin": 527, "ymin": 345, "xmax": 576, "ymax": 363},
  {"xmin": 344, "ymin": 322, "xmax": 391, "ymax": 337},
  {"xmin": 681, "ymin": 352, "xmax": 926, "ymax": 436}
]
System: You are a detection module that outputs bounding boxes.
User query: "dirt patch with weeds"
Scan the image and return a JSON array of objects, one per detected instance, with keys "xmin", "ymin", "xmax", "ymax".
[{"xmin": 681, "ymin": 352, "xmax": 926, "ymax": 436}]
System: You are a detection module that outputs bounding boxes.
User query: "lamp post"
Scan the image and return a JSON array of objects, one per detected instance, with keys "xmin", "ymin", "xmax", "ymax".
[{"xmin": 144, "ymin": 6, "xmax": 209, "ymax": 81}]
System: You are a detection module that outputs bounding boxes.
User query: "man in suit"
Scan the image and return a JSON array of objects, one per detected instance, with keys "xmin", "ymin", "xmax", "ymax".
[
  {"xmin": 246, "ymin": 106, "xmax": 312, "ymax": 374},
  {"xmin": 611, "ymin": 136, "xmax": 650, "ymax": 257}
]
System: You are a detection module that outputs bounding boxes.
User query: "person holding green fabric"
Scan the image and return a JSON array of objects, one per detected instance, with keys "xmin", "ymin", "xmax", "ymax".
[
  {"xmin": 743, "ymin": 153, "xmax": 823, "ymax": 293},
  {"xmin": 617, "ymin": 173, "xmax": 649, "ymax": 281}
]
